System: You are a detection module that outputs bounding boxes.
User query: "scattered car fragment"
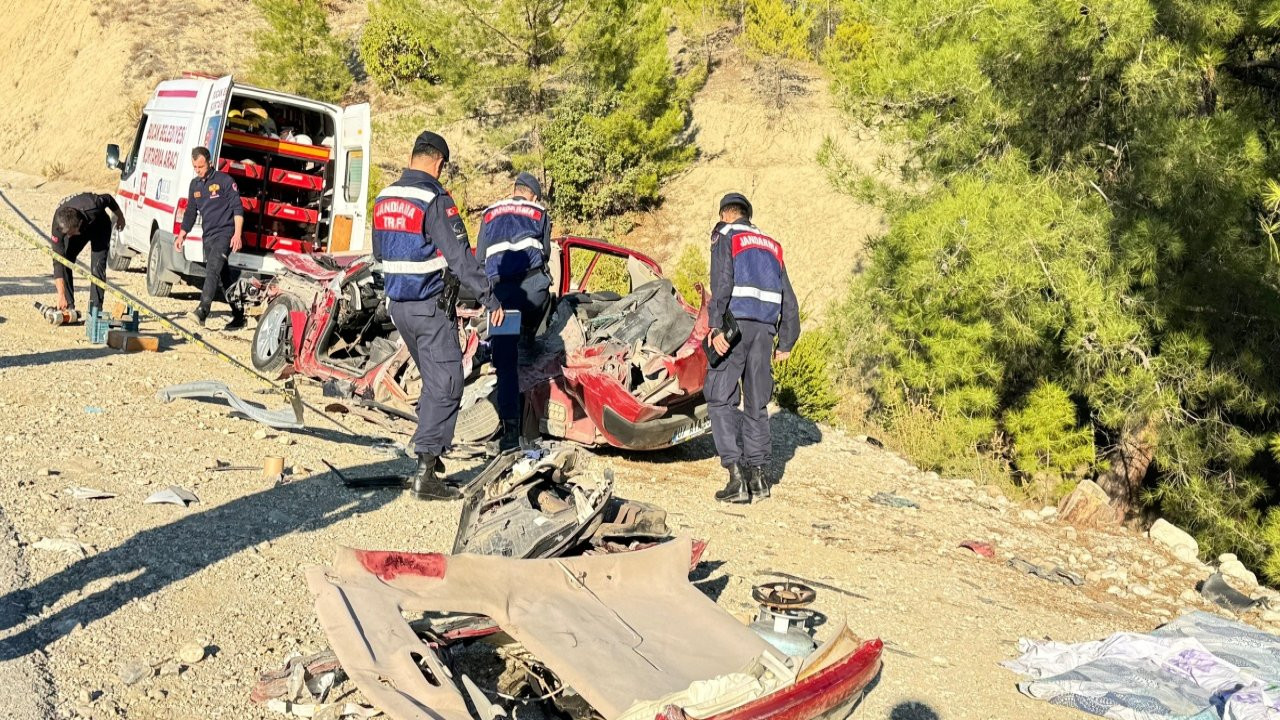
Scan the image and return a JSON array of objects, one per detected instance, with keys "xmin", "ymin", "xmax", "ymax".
[
  {"xmin": 306, "ymin": 537, "xmax": 883, "ymax": 720},
  {"xmin": 248, "ymin": 237, "xmax": 712, "ymax": 450},
  {"xmin": 157, "ymin": 380, "xmax": 304, "ymax": 430}
]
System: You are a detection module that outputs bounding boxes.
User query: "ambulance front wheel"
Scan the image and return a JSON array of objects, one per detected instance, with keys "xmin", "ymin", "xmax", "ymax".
[
  {"xmin": 107, "ymin": 228, "xmax": 133, "ymax": 271},
  {"xmin": 146, "ymin": 236, "xmax": 174, "ymax": 298}
]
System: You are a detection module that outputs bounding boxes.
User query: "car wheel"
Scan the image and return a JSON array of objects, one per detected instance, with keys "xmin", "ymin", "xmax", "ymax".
[
  {"xmin": 455, "ymin": 385, "xmax": 501, "ymax": 443},
  {"xmin": 107, "ymin": 228, "xmax": 132, "ymax": 271},
  {"xmin": 146, "ymin": 237, "xmax": 173, "ymax": 297},
  {"xmin": 252, "ymin": 295, "xmax": 302, "ymax": 374}
]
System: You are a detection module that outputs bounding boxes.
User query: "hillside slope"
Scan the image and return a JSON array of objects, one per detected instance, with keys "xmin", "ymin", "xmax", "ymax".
[{"xmin": 625, "ymin": 54, "xmax": 891, "ymax": 315}]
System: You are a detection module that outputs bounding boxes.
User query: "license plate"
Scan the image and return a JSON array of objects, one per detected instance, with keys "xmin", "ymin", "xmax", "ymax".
[{"xmin": 671, "ymin": 417, "xmax": 711, "ymax": 445}]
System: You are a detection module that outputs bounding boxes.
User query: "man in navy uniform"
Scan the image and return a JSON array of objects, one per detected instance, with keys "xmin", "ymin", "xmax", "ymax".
[
  {"xmin": 49, "ymin": 192, "xmax": 126, "ymax": 313},
  {"xmin": 705, "ymin": 192, "xmax": 800, "ymax": 504},
  {"xmin": 372, "ymin": 131, "xmax": 504, "ymax": 499},
  {"xmin": 175, "ymin": 146, "xmax": 246, "ymax": 329},
  {"xmin": 475, "ymin": 171, "xmax": 552, "ymax": 451}
]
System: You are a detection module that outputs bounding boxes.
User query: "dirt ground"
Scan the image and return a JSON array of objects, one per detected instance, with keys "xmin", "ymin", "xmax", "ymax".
[{"xmin": 3, "ymin": 174, "xmax": 1278, "ymax": 720}]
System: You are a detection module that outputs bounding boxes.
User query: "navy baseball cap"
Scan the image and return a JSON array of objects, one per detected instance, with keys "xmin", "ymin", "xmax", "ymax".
[
  {"xmin": 719, "ymin": 192, "xmax": 752, "ymax": 219},
  {"xmin": 413, "ymin": 131, "xmax": 450, "ymax": 162},
  {"xmin": 515, "ymin": 171, "xmax": 542, "ymax": 200}
]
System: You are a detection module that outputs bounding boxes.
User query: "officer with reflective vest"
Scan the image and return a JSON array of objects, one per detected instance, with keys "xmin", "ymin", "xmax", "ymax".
[
  {"xmin": 705, "ymin": 192, "xmax": 800, "ymax": 504},
  {"xmin": 475, "ymin": 171, "xmax": 552, "ymax": 451},
  {"xmin": 372, "ymin": 131, "xmax": 504, "ymax": 499}
]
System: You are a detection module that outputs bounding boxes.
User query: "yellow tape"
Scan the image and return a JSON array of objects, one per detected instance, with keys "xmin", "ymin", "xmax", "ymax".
[{"xmin": 0, "ymin": 190, "xmax": 368, "ymax": 439}]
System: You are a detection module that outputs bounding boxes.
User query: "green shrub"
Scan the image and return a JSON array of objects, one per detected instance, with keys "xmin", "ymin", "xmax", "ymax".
[
  {"xmin": 249, "ymin": 0, "xmax": 352, "ymax": 103},
  {"xmin": 361, "ymin": 0, "xmax": 440, "ymax": 91},
  {"xmin": 1003, "ymin": 381, "xmax": 1095, "ymax": 502},
  {"xmin": 743, "ymin": 0, "xmax": 813, "ymax": 61},
  {"xmin": 669, "ymin": 244, "xmax": 709, "ymax": 307},
  {"xmin": 774, "ymin": 329, "xmax": 839, "ymax": 423}
]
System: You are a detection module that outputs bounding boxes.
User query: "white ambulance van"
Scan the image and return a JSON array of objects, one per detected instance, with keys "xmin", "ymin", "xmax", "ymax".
[{"xmin": 104, "ymin": 73, "xmax": 371, "ymax": 297}]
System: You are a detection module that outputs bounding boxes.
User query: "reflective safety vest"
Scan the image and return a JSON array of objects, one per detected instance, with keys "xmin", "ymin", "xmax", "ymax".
[
  {"xmin": 372, "ymin": 182, "xmax": 449, "ymax": 302},
  {"xmin": 477, "ymin": 198, "xmax": 547, "ymax": 280},
  {"xmin": 721, "ymin": 222, "xmax": 784, "ymax": 324}
]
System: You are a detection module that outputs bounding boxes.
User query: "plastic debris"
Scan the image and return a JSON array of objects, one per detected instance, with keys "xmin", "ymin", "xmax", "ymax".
[
  {"xmin": 868, "ymin": 492, "xmax": 919, "ymax": 509},
  {"xmin": 1008, "ymin": 556, "xmax": 1083, "ymax": 586},
  {"xmin": 32, "ymin": 537, "xmax": 89, "ymax": 557},
  {"xmin": 67, "ymin": 487, "xmax": 117, "ymax": 500},
  {"xmin": 145, "ymin": 486, "xmax": 200, "ymax": 507},
  {"xmin": 959, "ymin": 540, "xmax": 995, "ymax": 558}
]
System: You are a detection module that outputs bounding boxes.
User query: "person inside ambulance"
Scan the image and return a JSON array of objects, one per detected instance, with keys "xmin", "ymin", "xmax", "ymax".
[
  {"xmin": 49, "ymin": 192, "xmax": 126, "ymax": 313},
  {"xmin": 175, "ymin": 146, "xmax": 246, "ymax": 329}
]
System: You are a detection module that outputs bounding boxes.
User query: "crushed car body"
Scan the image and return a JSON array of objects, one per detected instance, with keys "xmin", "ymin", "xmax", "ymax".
[
  {"xmin": 248, "ymin": 237, "xmax": 712, "ymax": 450},
  {"xmin": 306, "ymin": 537, "xmax": 884, "ymax": 720}
]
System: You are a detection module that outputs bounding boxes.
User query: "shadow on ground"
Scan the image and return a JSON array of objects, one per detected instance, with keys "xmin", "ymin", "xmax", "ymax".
[{"xmin": 0, "ymin": 461, "xmax": 407, "ymax": 661}]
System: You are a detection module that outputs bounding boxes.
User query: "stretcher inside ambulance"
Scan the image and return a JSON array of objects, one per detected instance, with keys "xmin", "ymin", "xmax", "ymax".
[{"xmin": 104, "ymin": 73, "xmax": 371, "ymax": 298}]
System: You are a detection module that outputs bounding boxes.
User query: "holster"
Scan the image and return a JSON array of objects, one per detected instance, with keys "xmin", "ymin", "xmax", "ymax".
[{"xmin": 438, "ymin": 270, "xmax": 461, "ymax": 322}]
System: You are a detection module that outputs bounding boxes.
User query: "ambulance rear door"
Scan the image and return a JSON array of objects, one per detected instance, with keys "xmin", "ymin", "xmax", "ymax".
[{"xmin": 330, "ymin": 102, "xmax": 371, "ymax": 254}]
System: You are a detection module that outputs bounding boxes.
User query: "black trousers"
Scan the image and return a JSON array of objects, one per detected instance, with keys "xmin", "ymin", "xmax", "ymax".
[
  {"xmin": 199, "ymin": 235, "xmax": 241, "ymax": 315},
  {"xmin": 491, "ymin": 272, "xmax": 551, "ymax": 422},
  {"xmin": 705, "ymin": 319, "xmax": 776, "ymax": 469},
  {"xmin": 51, "ymin": 231, "xmax": 109, "ymax": 311},
  {"xmin": 390, "ymin": 298, "xmax": 463, "ymax": 456}
]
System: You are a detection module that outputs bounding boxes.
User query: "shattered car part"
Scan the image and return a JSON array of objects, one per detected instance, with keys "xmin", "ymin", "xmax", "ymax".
[
  {"xmin": 307, "ymin": 538, "xmax": 883, "ymax": 720},
  {"xmin": 749, "ymin": 583, "xmax": 820, "ymax": 657},
  {"xmin": 144, "ymin": 486, "xmax": 200, "ymax": 506},
  {"xmin": 157, "ymin": 380, "xmax": 304, "ymax": 430},
  {"xmin": 453, "ymin": 445, "xmax": 670, "ymax": 560}
]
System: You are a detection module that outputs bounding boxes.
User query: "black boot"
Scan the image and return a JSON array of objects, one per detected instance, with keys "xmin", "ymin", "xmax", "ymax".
[
  {"xmin": 714, "ymin": 465, "xmax": 751, "ymax": 504},
  {"xmin": 747, "ymin": 465, "xmax": 770, "ymax": 500},
  {"xmin": 497, "ymin": 420, "xmax": 521, "ymax": 452},
  {"xmin": 406, "ymin": 454, "xmax": 459, "ymax": 500},
  {"xmin": 224, "ymin": 308, "xmax": 247, "ymax": 330}
]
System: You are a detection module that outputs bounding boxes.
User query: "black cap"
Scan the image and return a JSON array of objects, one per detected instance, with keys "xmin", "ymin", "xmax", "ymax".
[
  {"xmin": 413, "ymin": 131, "xmax": 450, "ymax": 163},
  {"xmin": 719, "ymin": 192, "xmax": 752, "ymax": 219},
  {"xmin": 515, "ymin": 171, "xmax": 542, "ymax": 200}
]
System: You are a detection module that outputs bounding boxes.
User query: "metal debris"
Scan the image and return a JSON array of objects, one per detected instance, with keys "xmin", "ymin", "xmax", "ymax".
[{"xmin": 145, "ymin": 486, "xmax": 200, "ymax": 507}]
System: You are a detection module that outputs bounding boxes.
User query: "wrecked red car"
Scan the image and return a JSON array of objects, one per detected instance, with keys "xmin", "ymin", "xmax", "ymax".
[
  {"xmin": 307, "ymin": 538, "xmax": 884, "ymax": 720},
  {"xmin": 249, "ymin": 236, "xmax": 713, "ymax": 450}
]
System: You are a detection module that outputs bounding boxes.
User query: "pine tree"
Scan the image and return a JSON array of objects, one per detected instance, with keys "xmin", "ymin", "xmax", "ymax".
[
  {"xmin": 828, "ymin": 0, "xmax": 1280, "ymax": 579},
  {"xmin": 249, "ymin": 0, "xmax": 352, "ymax": 103},
  {"xmin": 743, "ymin": 0, "xmax": 813, "ymax": 61}
]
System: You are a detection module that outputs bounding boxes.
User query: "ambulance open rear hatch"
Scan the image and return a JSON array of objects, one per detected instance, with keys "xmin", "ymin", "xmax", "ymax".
[{"xmin": 105, "ymin": 73, "xmax": 371, "ymax": 297}]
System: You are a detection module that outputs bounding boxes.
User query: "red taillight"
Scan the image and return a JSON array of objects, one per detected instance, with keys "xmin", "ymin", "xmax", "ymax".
[{"xmin": 173, "ymin": 198, "xmax": 188, "ymax": 236}]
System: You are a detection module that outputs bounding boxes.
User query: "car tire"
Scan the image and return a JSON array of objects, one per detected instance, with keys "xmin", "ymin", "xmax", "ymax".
[
  {"xmin": 145, "ymin": 236, "xmax": 173, "ymax": 297},
  {"xmin": 251, "ymin": 295, "xmax": 302, "ymax": 375},
  {"xmin": 107, "ymin": 228, "xmax": 132, "ymax": 271},
  {"xmin": 455, "ymin": 388, "xmax": 501, "ymax": 443}
]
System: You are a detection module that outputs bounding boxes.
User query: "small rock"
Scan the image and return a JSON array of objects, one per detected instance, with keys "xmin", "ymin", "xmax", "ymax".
[
  {"xmin": 1219, "ymin": 553, "xmax": 1238, "ymax": 563},
  {"xmin": 1180, "ymin": 589, "xmax": 1200, "ymax": 605},
  {"xmin": 1107, "ymin": 585, "xmax": 1124, "ymax": 596},
  {"xmin": 1063, "ymin": 526, "xmax": 1078, "ymax": 541},
  {"xmin": 1149, "ymin": 518, "xmax": 1199, "ymax": 559},
  {"xmin": 252, "ymin": 428, "xmax": 270, "ymax": 440},
  {"xmin": 1039, "ymin": 506, "xmax": 1058, "ymax": 519},
  {"xmin": 931, "ymin": 655, "xmax": 949, "ymax": 667},
  {"xmin": 158, "ymin": 661, "xmax": 183, "ymax": 677},
  {"xmin": 118, "ymin": 660, "xmax": 152, "ymax": 686},
  {"xmin": 1261, "ymin": 610, "xmax": 1280, "ymax": 625},
  {"xmin": 1020, "ymin": 509, "xmax": 1040, "ymax": 523},
  {"xmin": 38, "ymin": 468, "xmax": 56, "ymax": 477},
  {"xmin": 1152, "ymin": 607, "xmax": 1172, "ymax": 618},
  {"xmin": 1219, "ymin": 559, "xmax": 1258, "ymax": 588},
  {"xmin": 145, "ymin": 688, "xmax": 167, "ymax": 702},
  {"xmin": 278, "ymin": 435, "xmax": 295, "ymax": 446},
  {"xmin": 1130, "ymin": 584, "xmax": 1155, "ymax": 598},
  {"xmin": 178, "ymin": 643, "xmax": 207, "ymax": 664},
  {"xmin": 1057, "ymin": 480, "xmax": 1118, "ymax": 527}
]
